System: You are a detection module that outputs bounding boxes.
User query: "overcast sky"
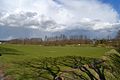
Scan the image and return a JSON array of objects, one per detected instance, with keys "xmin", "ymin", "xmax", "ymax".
[{"xmin": 0, "ymin": 0, "xmax": 120, "ymax": 40}]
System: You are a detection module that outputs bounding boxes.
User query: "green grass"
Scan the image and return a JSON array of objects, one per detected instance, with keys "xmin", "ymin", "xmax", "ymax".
[
  {"xmin": 0, "ymin": 44, "xmax": 111, "ymax": 63},
  {"xmin": 0, "ymin": 44, "xmax": 112, "ymax": 80}
]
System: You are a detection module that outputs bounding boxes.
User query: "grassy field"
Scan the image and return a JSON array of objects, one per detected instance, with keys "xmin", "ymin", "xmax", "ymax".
[
  {"xmin": 0, "ymin": 44, "xmax": 114, "ymax": 80},
  {"xmin": 0, "ymin": 44, "xmax": 111, "ymax": 63}
]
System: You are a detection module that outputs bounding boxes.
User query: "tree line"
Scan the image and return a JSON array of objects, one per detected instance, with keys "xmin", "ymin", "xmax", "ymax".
[
  {"xmin": 1, "ymin": 30, "xmax": 120, "ymax": 47},
  {"xmin": 7, "ymin": 34, "xmax": 92, "ymax": 46}
]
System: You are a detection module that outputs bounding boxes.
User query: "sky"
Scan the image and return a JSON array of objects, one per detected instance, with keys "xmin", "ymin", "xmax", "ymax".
[
  {"xmin": 101, "ymin": 0, "xmax": 120, "ymax": 14},
  {"xmin": 0, "ymin": 0, "xmax": 120, "ymax": 40}
]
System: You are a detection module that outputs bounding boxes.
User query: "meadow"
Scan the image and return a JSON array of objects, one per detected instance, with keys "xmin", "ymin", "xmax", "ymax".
[
  {"xmin": 0, "ymin": 44, "xmax": 114, "ymax": 80},
  {"xmin": 0, "ymin": 44, "xmax": 111, "ymax": 62}
]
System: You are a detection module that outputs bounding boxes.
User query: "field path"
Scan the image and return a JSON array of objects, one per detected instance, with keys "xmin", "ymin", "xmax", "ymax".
[
  {"xmin": 0, "ymin": 65, "xmax": 12, "ymax": 80},
  {"xmin": 0, "ymin": 68, "xmax": 5, "ymax": 80}
]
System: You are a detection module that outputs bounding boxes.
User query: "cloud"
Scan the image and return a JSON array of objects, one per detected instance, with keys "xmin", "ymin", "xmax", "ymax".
[{"xmin": 0, "ymin": 0, "xmax": 120, "ymax": 39}]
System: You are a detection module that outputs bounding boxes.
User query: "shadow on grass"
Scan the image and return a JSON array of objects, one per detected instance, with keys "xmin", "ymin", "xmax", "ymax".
[{"xmin": 0, "ymin": 47, "xmax": 23, "ymax": 55}]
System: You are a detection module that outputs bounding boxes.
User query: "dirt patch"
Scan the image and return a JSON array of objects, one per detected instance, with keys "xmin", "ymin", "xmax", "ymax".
[{"xmin": 0, "ymin": 65, "xmax": 13, "ymax": 80}]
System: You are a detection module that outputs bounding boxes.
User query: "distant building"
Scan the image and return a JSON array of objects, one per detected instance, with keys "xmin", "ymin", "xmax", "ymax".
[{"xmin": 0, "ymin": 40, "xmax": 8, "ymax": 44}]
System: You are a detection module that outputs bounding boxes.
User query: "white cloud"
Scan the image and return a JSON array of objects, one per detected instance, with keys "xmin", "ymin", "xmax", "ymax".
[{"xmin": 0, "ymin": 0, "xmax": 120, "ymax": 39}]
